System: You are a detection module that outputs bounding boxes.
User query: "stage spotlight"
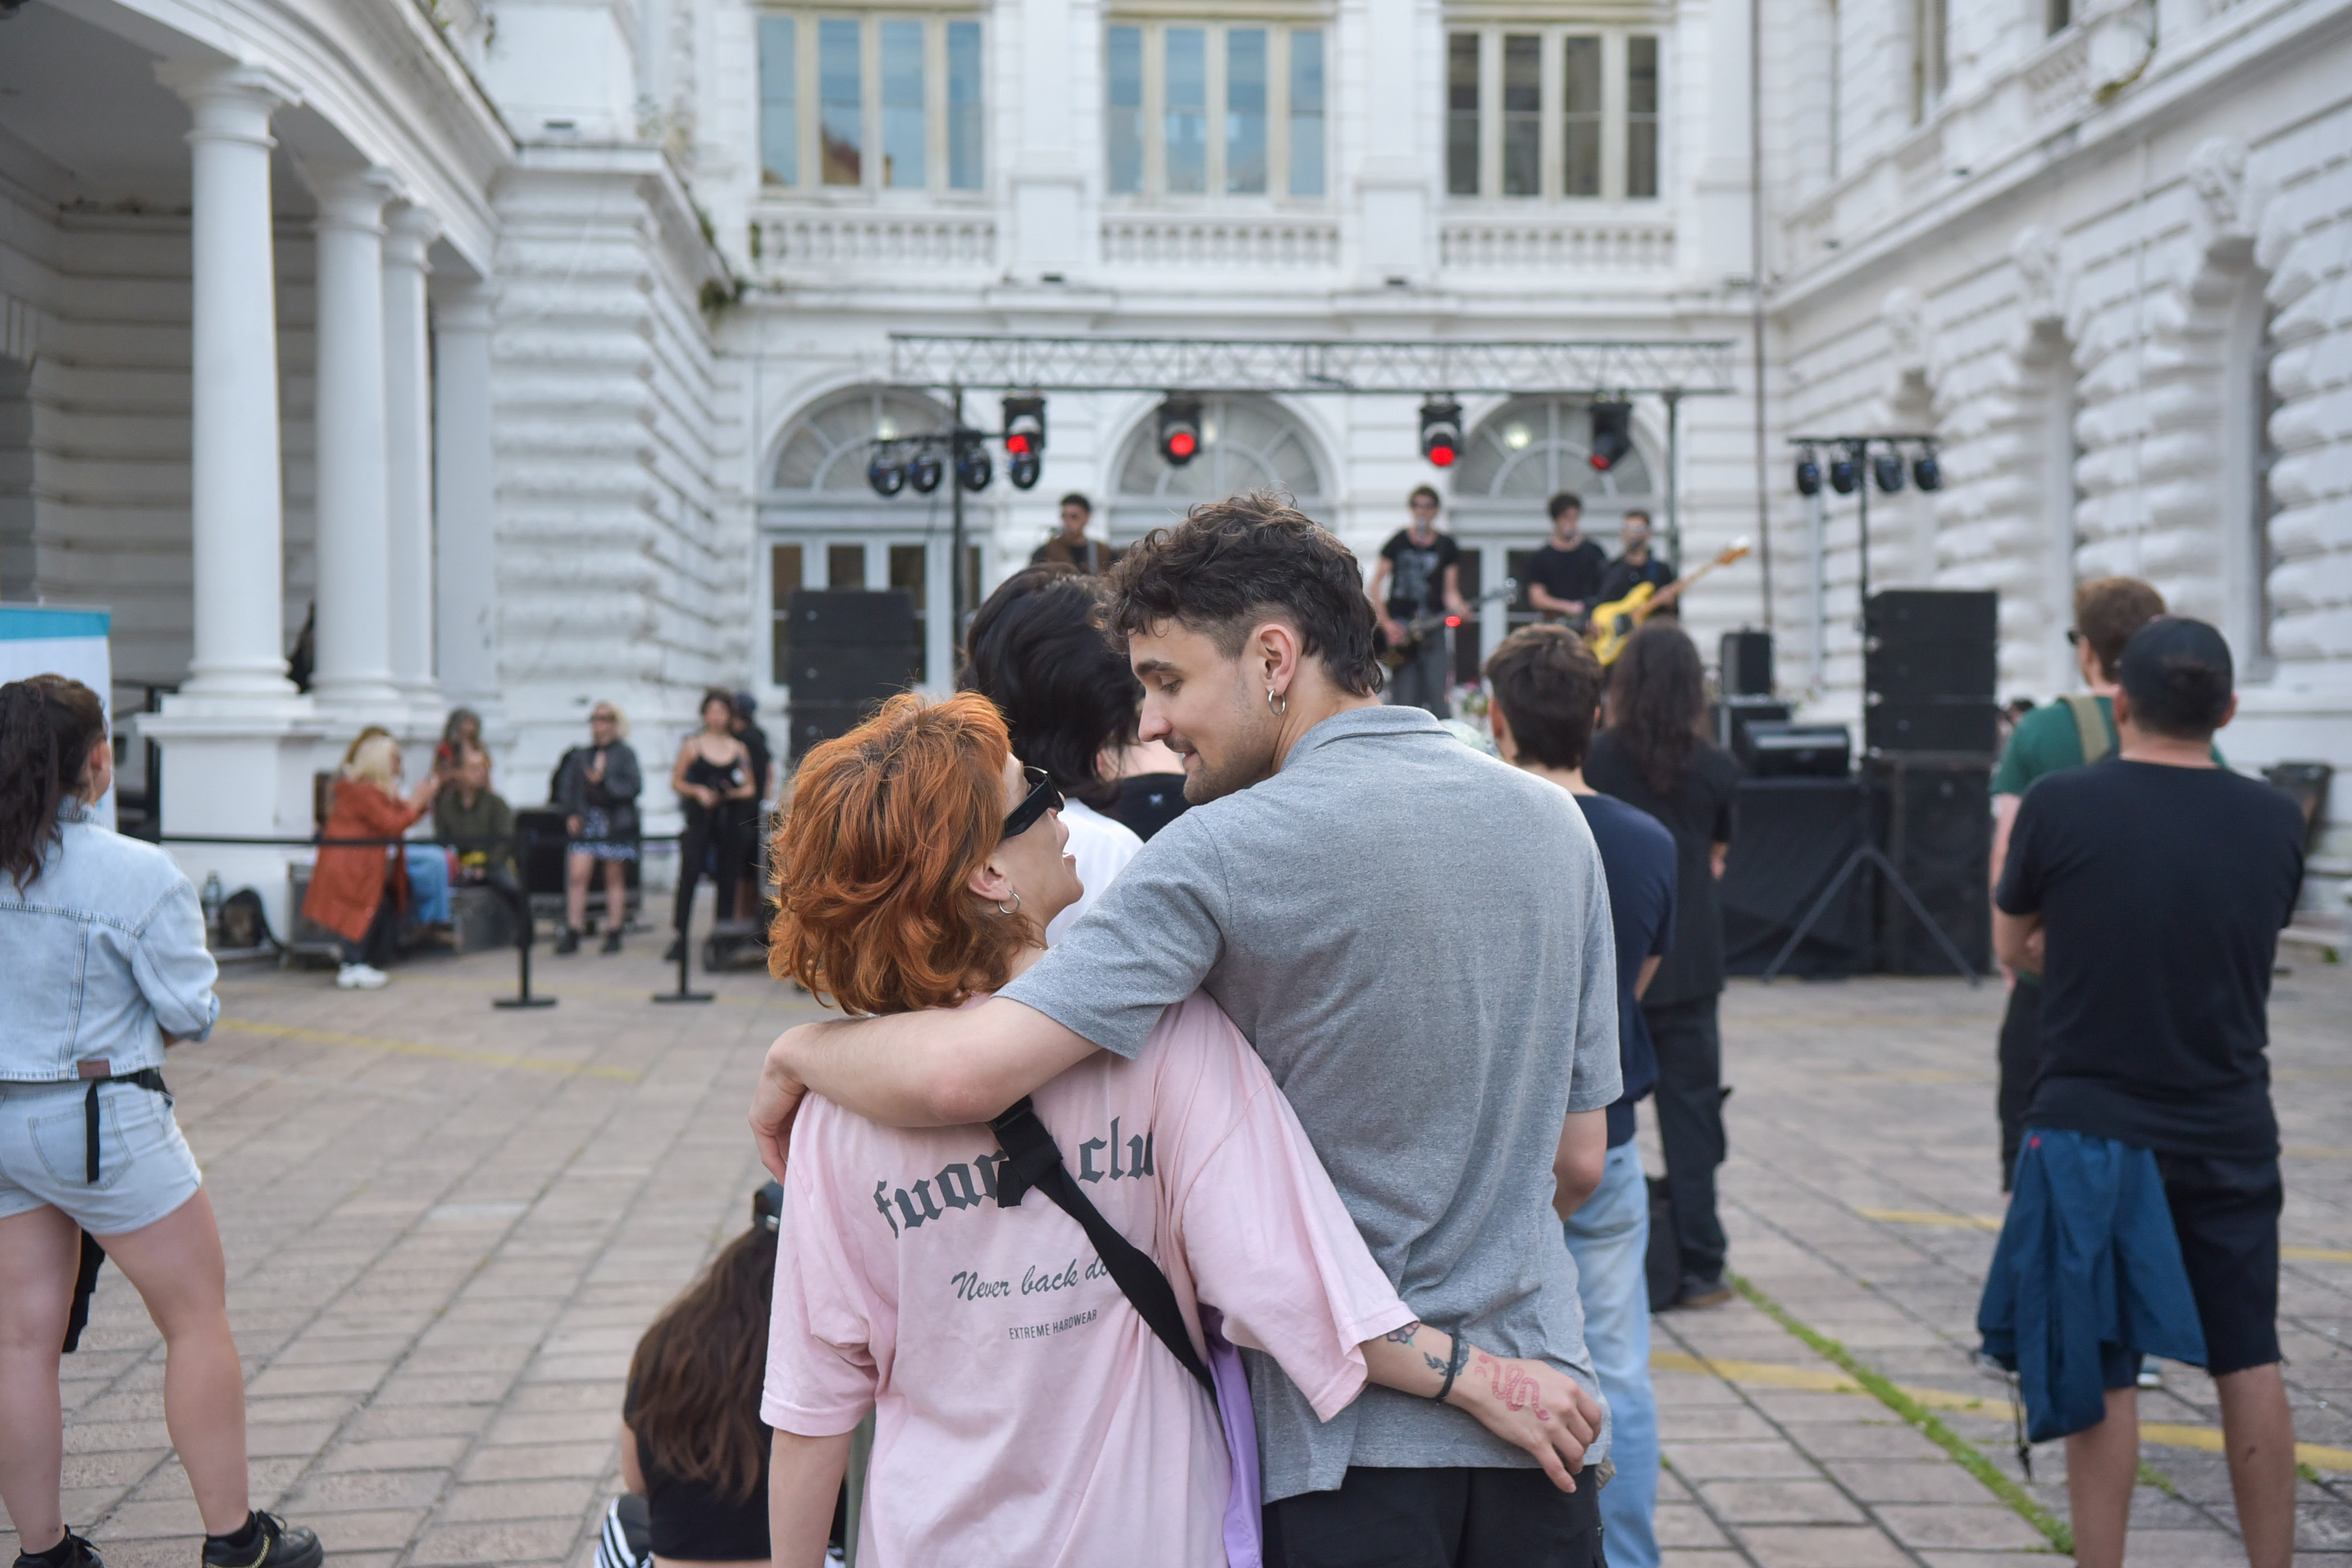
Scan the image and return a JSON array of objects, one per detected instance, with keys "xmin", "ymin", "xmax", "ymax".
[
  {"xmin": 1002, "ymin": 394, "xmax": 1047, "ymax": 458},
  {"xmin": 1794, "ymin": 448, "xmax": 1822, "ymax": 496},
  {"xmin": 1157, "ymin": 395, "xmax": 1203, "ymax": 467},
  {"xmin": 1008, "ymin": 450, "xmax": 1042, "ymax": 490},
  {"xmin": 907, "ymin": 450, "xmax": 945, "ymax": 493},
  {"xmin": 1587, "ymin": 401, "xmax": 1633, "ymax": 471},
  {"xmin": 867, "ymin": 455, "xmax": 905, "ymax": 498},
  {"xmin": 956, "ymin": 444, "xmax": 993, "ymax": 492},
  {"xmin": 1913, "ymin": 448, "xmax": 1942, "ymax": 492},
  {"xmin": 1872, "ymin": 449, "xmax": 1907, "ymax": 494},
  {"xmin": 1418, "ymin": 397, "xmax": 1464, "ymax": 468},
  {"xmin": 1828, "ymin": 447, "xmax": 1860, "ymax": 495}
]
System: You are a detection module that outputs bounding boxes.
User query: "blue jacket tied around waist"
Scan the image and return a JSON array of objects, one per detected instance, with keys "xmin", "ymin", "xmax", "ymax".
[{"xmin": 1977, "ymin": 1128, "xmax": 2206, "ymax": 1442}]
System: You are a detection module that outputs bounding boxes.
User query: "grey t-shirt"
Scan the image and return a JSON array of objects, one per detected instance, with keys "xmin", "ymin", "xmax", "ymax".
[{"xmin": 1002, "ymin": 704, "xmax": 1622, "ymax": 1501}]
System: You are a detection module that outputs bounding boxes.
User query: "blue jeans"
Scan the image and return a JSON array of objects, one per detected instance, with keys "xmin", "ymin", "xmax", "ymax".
[
  {"xmin": 1563, "ymin": 1141, "xmax": 1658, "ymax": 1568},
  {"xmin": 403, "ymin": 844, "xmax": 452, "ymax": 928}
]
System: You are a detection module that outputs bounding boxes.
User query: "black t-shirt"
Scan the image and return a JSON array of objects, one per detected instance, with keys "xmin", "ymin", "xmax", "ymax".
[
  {"xmin": 1584, "ymin": 730, "xmax": 1740, "ymax": 1007},
  {"xmin": 1381, "ymin": 529, "xmax": 1462, "ymax": 618},
  {"xmin": 1522, "ymin": 540, "xmax": 1607, "ymax": 612},
  {"xmin": 1575, "ymin": 794, "xmax": 1679, "ymax": 1147},
  {"xmin": 1115, "ymin": 772, "xmax": 1190, "ymax": 842},
  {"xmin": 1996, "ymin": 758, "xmax": 2304, "ymax": 1159},
  {"xmin": 1596, "ymin": 553, "xmax": 1675, "ymax": 607}
]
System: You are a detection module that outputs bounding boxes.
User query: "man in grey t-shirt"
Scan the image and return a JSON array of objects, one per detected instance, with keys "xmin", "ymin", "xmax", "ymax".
[{"xmin": 753, "ymin": 496, "xmax": 1620, "ymax": 1564}]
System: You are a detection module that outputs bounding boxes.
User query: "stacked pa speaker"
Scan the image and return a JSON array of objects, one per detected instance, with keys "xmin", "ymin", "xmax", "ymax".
[
  {"xmin": 785, "ymin": 590, "xmax": 922, "ymax": 761},
  {"xmin": 1863, "ymin": 590, "xmax": 1997, "ymax": 974}
]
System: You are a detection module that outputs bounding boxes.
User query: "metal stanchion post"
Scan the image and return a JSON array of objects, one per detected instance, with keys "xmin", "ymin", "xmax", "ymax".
[
  {"xmin": 492, "ymin": 827, "xmax": 554, "ymax": 1011},
  {"xmin": 654, "ymin": 843, "xmax": 713, "ymax": 1004}
]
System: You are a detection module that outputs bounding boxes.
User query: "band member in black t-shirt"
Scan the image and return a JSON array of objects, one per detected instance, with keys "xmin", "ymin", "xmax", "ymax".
[
  {"xmin": 1990, "ymin": 618, "xmax": 2304, "ymax": 1568},
  {"xmin": 1369, "ymin": 485, "xmax": 1468, "ymax": 717},
  {"xmin": 1523, "ymin": 493, "xmax": 1608, "ymax": 626},
  {"xmin": 1596, "ymin": 511, "xmax": 1676, "ymax": 611}
]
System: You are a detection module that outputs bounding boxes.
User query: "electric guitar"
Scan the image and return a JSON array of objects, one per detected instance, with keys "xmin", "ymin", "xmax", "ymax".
[
  {"xmin": 1585, "ymin": 539, "xmax": 1753, "ymax": 665},
  {"xmin": 1378, "ymin": 578, "xmax": 1520, "ymax": 671}
]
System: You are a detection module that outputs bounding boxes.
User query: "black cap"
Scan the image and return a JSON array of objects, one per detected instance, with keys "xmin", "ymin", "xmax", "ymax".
[
  {"xmin": 2118, "ymin": 616, "xmax": 2233, "ymax": 737},
  {"xmin": 753, "ymin": 1179, "xmax": 783, "ymax": 1232}
]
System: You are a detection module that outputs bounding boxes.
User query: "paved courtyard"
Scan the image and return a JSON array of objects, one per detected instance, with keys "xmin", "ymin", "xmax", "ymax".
[{"xmin": 2, "ymin": 939, "xmax": 2346, "ymax": 1567}]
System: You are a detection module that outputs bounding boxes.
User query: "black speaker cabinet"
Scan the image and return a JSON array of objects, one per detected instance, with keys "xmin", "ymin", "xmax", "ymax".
[
  {"xmin": 1865, "ymin": 639, "xmax": 1999, "ymax": 702},
  {"xmin": 1864, "ymin": 589, "xmax": 1997, "ymax": 649},
  {"xmin": 785, "ymin": 590, "xmax": 922, "ymax": 760},
  {"xmin": 1864, "ymin": 699, "xmax": 1999, "ymax": 757},
  {"xmin": 1720, "ymin": 629, "xmax": 1775, "ymax": 696},
  {"xmin": 1872, "ymin": 759, "xmax": 1991, "ymax": 976}
]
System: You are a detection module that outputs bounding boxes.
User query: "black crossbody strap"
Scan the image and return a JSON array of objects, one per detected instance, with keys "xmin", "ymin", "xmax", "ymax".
[{"xmin": 990, "ymin": 1097, "xmax": 1214, "ymax": 1395}]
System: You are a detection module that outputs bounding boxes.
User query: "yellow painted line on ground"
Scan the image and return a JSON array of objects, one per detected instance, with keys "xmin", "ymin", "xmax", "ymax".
[
  {"xmin": 1651, "ymin": 1350, "xmax": 2352, "ymax": 1471},
  {"xmin": 1856, "ymin": 1207, "xmax": 2352, "ymax": 1262},
  {"xmin": 211, "ymin": 1018, "xmax": 641, "ymax": 1080}
]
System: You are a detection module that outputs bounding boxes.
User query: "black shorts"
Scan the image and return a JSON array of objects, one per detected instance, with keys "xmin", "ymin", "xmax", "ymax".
[
  {"xmin": 2158, "ymin": 1152, "xmax": 2283, "ymax": 1377},
  {"xmin": 1262, "ymin": 1465, "xmax": 1603, "ymax": 1568}
]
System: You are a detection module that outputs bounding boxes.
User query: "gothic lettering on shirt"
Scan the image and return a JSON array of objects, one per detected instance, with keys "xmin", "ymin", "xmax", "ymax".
[{"xmin": 871, "ymin": 1118, "xmax": 1154, "ymax": 1240}]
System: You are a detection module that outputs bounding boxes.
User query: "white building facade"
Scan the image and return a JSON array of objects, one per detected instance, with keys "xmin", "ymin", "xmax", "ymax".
[{"xmin": 3, "ymin": 0, "xmax": 2347, "ymax": 926}]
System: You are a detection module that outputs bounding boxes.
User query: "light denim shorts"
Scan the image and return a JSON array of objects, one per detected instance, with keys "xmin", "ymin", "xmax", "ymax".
[{"xmin": 0, "ymin": 1077, "xmax": 204, "ymax": 1236}]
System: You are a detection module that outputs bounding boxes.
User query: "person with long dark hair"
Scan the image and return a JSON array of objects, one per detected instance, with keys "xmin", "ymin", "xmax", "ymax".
[
  {"xmin": 1584, "ymin": 623, "xmax": 1742, "ymax": 1308},
  {"xmin": 0, "ymin": 675, "xmax": 324, "ymax": 1568},
  {"xmin": 598, "ymin": 1184, "xmax": 791, "ymax": 1568},
  {"xmin": 668, "ymin": 690, "xmax": 758, "ymax": 963},
  {"xmin": 963, "ymin": 564, "xmax": 1144, "ymax": 941}
]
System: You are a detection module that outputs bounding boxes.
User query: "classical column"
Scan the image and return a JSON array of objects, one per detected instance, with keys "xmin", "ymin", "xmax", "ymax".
[
  {"xmin": 157, "ymin": 62, "xmax": 303, "ymax": 703},
  {"xmin": 308, "ymin": 168, "xmax": 403, "ymax": 713},
  {"xmin": 431, "ymin": 279, "xmax": 500, "ymax": 712},
  {"xmin": 382, "ymin": 203, "xmax": 440, "ymax": 712}
]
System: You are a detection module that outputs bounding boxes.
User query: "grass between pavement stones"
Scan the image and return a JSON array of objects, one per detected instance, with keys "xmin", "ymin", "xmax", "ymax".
[{"xmin": 1725, "ymin": 1271, "xmax": 2074, "ymax": 1555}]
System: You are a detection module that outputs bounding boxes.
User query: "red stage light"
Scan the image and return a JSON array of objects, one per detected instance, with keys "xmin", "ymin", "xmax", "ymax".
[
  {"xmin": 1168, "ymin": 431, "xmax": 1197, "ymax": 459},
  {"xmin": 1006, "ymin": 433, "xmax": 1032, "ymax": 456},
  {"xmin": 1429, "ymin": 443, "xmax": 1457, "ymax": 467}
]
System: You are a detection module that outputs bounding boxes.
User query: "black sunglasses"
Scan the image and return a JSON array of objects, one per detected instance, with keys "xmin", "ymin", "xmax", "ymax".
[
  {"xmin": 2065, "ymin": 628, "xmax": 2081, "ymax": 646},
  {"xmin": 1003, "ymin": 765, "xmax": 1062, "ymax": 840}
]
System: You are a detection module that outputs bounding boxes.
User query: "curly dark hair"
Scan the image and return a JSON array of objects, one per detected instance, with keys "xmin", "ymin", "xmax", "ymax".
[
  {"xmin": 1102, "ymin": 492, "xmax": 1383, "ymax": 696},
  {"xmin": 1607, "ymin": 623, "xmax": 1710, "ymax": 796},
  {"xmin": 963, "ymin": 564, "xmax": 1136, "ymax": 807}
]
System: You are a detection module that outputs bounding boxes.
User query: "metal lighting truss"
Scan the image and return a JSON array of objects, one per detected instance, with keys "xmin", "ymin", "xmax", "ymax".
[{"xmin": 888, "ymin": 334, "xmax": 1740, "ymax": 397}]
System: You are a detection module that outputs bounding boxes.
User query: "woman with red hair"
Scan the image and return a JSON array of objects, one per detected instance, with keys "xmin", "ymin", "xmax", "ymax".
[{"xmin": 760, "ymin": 692, "xmax": 1596, "ymax": 1568}]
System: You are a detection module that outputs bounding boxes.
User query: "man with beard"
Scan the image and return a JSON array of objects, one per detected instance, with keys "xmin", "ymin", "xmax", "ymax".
[{"xmin": 750, "ymin": 493, "xmax": 1620, "ymax": 1566}]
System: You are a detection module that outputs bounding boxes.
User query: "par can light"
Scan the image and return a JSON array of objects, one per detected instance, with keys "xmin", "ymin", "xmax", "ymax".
[
  {"xmin": 907, "ymin": 451, "xmax": 945, "ymax": 494},
  {"xmin": 1794, "ymin": 450, "xmax": 1822, "ymax": 497},
  {"xmin": 1913, "ymin": 451, "xmax": 1942, "ymax": 492},
  {"xmin": 956, "ymin": 445, "xmax": 993, "ymax": 492},
  {"xmin": 1828, "ymin": 449, "xmax": 1860, "ymax": 495},
  {"xmin": 867, "ymin": 456, "xmax": 905, "ymax": 498},
  {"xmin": 1872, "ymin": 450, "xmax": 1907, "ymax": 494}
]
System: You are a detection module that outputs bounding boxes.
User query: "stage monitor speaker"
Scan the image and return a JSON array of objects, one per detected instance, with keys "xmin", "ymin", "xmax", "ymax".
[
  {"xmin": 1865, "ymin": 639, "xmax": 1999, "ymax": 702},
  {"xmin": 1721, "ymin": 629, "xmax": 1775, "ymax": 696},
  {"xmin": 1716, "ymin": 696, "xmax": 1790, "ymax": 755},
  {"xmin": 1745, "ymin": 721, "xmax": 1852, "ymax": 779},
  {"xmin": 1872, "ymin": 759, "xmax": 1991, "ymax": 976},
  {"xmin": 1722, "ymin": 779, "xmax": 1870, "ymax": 978},
  {"xmin": 786, "ymin": 590, "xmax": 922, "ymax": 760},
  {"xmin": 1864, "ymin": 699, "xmax": 1999, "ymax": 757}
]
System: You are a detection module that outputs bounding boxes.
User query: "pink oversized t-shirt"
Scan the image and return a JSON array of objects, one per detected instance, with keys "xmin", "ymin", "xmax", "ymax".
[{"xmin": 762, "ymin": 993, "xmax": 1414, "ymax": 1567}]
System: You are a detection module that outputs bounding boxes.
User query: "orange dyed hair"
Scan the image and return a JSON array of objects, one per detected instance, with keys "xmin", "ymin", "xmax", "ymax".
[{"xmin": 767, "ymin": 691, "xmax": 1032, "ymax": 1014}]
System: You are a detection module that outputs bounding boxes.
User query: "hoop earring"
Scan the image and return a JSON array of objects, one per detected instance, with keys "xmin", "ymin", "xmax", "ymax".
[
  {"xmin": 1267, "ymin": 687, "xmax": 1287, "ymax": 717},
  {"xmin": 995, "ymin": 891, "xmax": 1022, "ymax": 916}
]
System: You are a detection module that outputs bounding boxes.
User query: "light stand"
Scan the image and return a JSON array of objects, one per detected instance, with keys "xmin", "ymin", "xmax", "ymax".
[{"xmin": 1775, "ymin": 431, "xmax": 1978, "ymax": 986}]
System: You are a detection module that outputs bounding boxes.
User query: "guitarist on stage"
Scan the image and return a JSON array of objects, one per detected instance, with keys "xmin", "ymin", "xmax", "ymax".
[
  {"xmin": 1596, "ymin": 511, "xmax": 1675, "ymax": 610},
  {"xmin": 1370, "ymin": 484, "xmax": 1470, "ymax": 717},
  {"xmin": 1524, "ymin": 492, "xmax": 1610, "ymax": 627}
]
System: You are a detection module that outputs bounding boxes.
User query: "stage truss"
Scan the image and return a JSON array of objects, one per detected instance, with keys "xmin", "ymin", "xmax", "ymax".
[{"xmin": 887, "ymin": 334, "xmax": 1740, "ymax": 397}]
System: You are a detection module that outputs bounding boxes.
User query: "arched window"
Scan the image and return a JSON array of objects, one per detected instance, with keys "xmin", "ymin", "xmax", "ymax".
[
  {"xmin": 769, "ymin": 386, "xmax": 953, "ymax": 494},
  {"xmin": 1109, "ymin": 395, "xmax": 1324, "ymax": 539},
  {"xmin": 1451, "ymin": 395, "xmax": 1654, "ymax": 501},
  {"xmin": 761, "ymin": 385, "xmax": 967, "ymax": 694}
]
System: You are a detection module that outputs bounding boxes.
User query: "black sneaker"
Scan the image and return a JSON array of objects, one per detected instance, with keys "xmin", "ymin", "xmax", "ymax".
[
  {"xmin": 555, "ymin": 926, "xmax": 581, "ymax": 956},
  {"xmin": 201, "ymin": 1512, "xmax": 322, "ymax": 1568},
  {"xmin": 601, "ymin": 929, "xmax": 623, "ymax": 954},
  {"xmin": 14, "ymin": 1528, "xmax": 103, "ymax": 1568}
]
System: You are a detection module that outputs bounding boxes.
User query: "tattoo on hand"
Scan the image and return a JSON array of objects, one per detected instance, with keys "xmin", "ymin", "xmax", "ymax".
[
  {"xmin": 1473, "ymin": 1351, "xmax": 1553, "ymax": 1422},
  {"xmin": 1383, "ymin": 1321, "xmax": 1422, "ymax": 1346}
]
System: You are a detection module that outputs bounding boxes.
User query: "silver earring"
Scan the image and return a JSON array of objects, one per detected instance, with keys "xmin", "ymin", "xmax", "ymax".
[
  {"xmin": 1268, "ymin": 687, "xmax": 1287, "ymax": 717},
  {"xmin": 996, "ymin": 891, "xmax": 1022, "ymax": 916}
]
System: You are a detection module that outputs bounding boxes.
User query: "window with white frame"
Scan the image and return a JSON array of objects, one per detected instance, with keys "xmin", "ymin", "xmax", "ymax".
[
  {"xmin": 1445, "ymin": 25, "xmax": 1660, "ymax": 200},
  {"xmin": 1104, "ymin": 21, "xmax": 1327, "ymax": 201},
  {"xmin": 1909, "ymin": 0, "xmax": 1946, "ymax": 123},
  {"xmin": 758, "ymin": 12, "xmax": 985, "ymax": 194}
]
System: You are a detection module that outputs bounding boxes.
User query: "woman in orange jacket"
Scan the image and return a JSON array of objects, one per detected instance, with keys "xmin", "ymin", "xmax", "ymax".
[{"xmin": 302, "ymin": 732, "xmax": 439, "ymax": 989}]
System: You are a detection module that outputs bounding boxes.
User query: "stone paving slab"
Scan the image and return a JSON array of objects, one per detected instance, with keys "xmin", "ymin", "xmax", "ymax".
[{"xmin": 0, "ymin": 937, "xmax": 2343, "ymax": 1565}]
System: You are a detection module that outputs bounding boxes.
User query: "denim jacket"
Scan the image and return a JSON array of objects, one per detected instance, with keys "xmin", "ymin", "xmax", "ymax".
[{"xmin": 0, "ymin": 805, "xmax": 218, "ymax": 1081}]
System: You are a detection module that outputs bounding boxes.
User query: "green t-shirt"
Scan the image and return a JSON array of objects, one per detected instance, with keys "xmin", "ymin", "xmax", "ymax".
[{"xmin": 1991, "ymin": 696, "xmax": 2224, "ymax": 797}]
